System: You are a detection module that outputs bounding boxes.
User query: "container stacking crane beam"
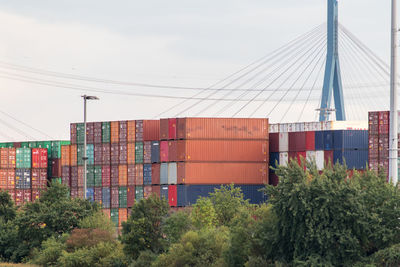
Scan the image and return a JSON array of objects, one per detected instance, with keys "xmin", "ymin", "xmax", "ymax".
[{"xmin": 319, "ymin": 0, "xmax": 346, "ymax": 121}]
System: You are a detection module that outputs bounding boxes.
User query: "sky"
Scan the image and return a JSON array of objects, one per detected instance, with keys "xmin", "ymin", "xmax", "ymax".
[{"xmin": 0, "ymin": 0, "xmax": 393, "ymax": 141}]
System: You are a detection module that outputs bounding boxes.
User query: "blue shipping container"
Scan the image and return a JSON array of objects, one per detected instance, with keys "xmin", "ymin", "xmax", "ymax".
[
  {"xmin": 102, "ymin": 187, "xmax": 111, "ymax": 208},
  {"xmin": 160, "ymin": 185, "xmax": 168, "ymax": 200},
  {"xmin": 314, "ymin": 131, "xmax": 324, "ymax": 150},
  {"xmin": 15, "ymin": 169, "xmax": 31, "ymax": 189},
  {"xmin": 86, "ymin": 188, "xmax": 94, "ymax": 202},
  {"xmin": 143, "ymin": 164, "xmax": 152, "ymax": 185},
  {"xmin": 160, "ymin": 163, "xmax": 168, "ymax": 184},
  {"xmin": 333, "ymin": 130, "xmax": 368, "ymax": 150},
  {"xmin": 177, "ymin": 185, "xmax": 267, "ymax": 207},
  {"xmin": 323, "ymin": 131, "xmax": 334, "ymax": 150},
  {"xmin": 151, "ymin": 141, "xmax": 160, "ymax": 163},
  {"xmin": 333, "ymin": 149, "xmax": 368, "ymax": 170},
  {"xmin": 269, "ymin": 152, "xmax": 280, "ymax": 169}
]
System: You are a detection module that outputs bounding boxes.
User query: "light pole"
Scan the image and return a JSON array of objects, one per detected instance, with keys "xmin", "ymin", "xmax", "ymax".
[{"xmin": 82, "ymin": 95, "xmax": 99, "ymax": 199}]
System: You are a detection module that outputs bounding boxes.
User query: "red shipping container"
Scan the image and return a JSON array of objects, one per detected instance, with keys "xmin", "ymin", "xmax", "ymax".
[
  {"xmin": 379, "ymin": 111, "xmax": 390, "ymax": 125},
  {"xmin": 23, "ymin": 189, "xmax": 31, "ymax": 203},
  {"xmin": 118, "ymin": 208, "xmax": 128, "ymax": 226},
  {"xmin": 71, "ymin": 166, "xmax": 78, "ymax": 187},
  {"xmin": 136, "ymin": 120, "xmax": 144, "ymax": 142},
  {"xmin": 102, "ymin": 144, "xmax": 111, "ymax": 165},
  {"xmin": 143, "ymin": 120, "xmax": 160, "ymax": 141},
  {"xmin": 127, "ymin": 186, "xmax": 135, "ymax": 207},
  {"xmin": 379, "ymin": 124, "xmax": 389, "ymax": 135},
  {"xmin": 152, "ymin": 185, "xmax": 161, "ymax": 197},
  {"xmin": 305, "ymin": 131, "xmax": 315, "ymax": 151},
  {"xmin": 62, "ymin": 166, "xmax": 70, "ymax": 187},
  {"xmin": 288, "ymin": 151, "xmax": 306, "ymax": 167},
  {"xmin": 32, "ymin": 189, "xmax": 40, "ymax": 202},
  {"xmin": 127, "ymin": 143, "xmax": 135, "ymax": 164},
  {"xmin": 39, "ymin": 169, "xmax": 47, "ymax": 188},
  {"xmin": 86, "ymin": 122, "xmax": 94, "ymax": 144},
  {"xmin": 15, "ymin": 189, "xmax": 23, "ymax": 205},
  {"xmin": 119, "ymin": 165, "xmax": 127, "ymax": 186},
  {"xmin": 369, "ymin": 135, "xmax": 379, "ymax": 158},
  {"xmin": 168, "ymin": 118, "xmax": 177, "ymax": 140},
  {"xmin": 127, "ymin": 120, "xmax": 136, "ymax": 143},
  {"xmin": 32, "ymin": 148, "xmax": 48, "ymax": 169},
  {"xmin": 111, "ymin": 165, "xmax": 119, "ymax": 186},
  {"xmin": 134, "ymin": 164, "xmax": 143, "ymax": 185},
  {"xmin": 168, "ymin": 141, "xmax": 178, "ymax": 162},
  {"xmin": 0, "ymin": 169, "xmax": 6, "ymax": 189},
  {"xmin": 160, "ymin": 119, "xmax": 169, "ymax": 140},
  {"xmin": 94, "ymin": 187, "xmax": 102, "ymax": 203},
  {"xmin": 61, "ymin": 145, "xmax": 71, "ymax": 166},
  {"xmin": 7, "ymin": 169, "xmax": 15, "ymax": 189},
  {"xmin": 144, "ymin": 185, "xmax": 152, "ymax": 199},
  {"xmin": 13, "ymin": 142, "xmax": 21, "ymax": 148},
  {"xmin": 143, "ymin": 141, "xmax": 152, "ymax": 164},
  {"xmin": 119, "ymin": 142, "xmax": 127, "ymax": 164},
  {"xmin": 168, "ymin": 185, "xmax": 177, "ymax": 207},
  {"xmin": 160, "ymin": 141, "xmax": 168, "ymax": 162},
  {"xmin": 70, "ymin": 123, "xmax": 77, "ymax": 144},
  {"xmin": 269, "ymin": 173, "xmax": 279, "ymax": 186},
  {"xmin": 102, "ymin": 165, "xmax": 111, "ymax": 187},
  {"xmin": 51, "ymin": 159, "xmax": 61, "ymax": 177},
  {"xmin": 324, "ymin": 150, "xmax": 334, "ymax": 166},
  {"xmin": 119, "ymin": 121, "xmax": 128, "ymax": 143},
  {"xmin": 111, "ymin": 121, "xmax": 119, "ymax": 143},
  {"xmin": 8, "ymin": 148, "xmax": 16, "ymax": 169},
  {"xmin": 111, "ymin": 187, "xmax": 119, "ymax": 208},
  {"xmin": 70, "ymin": 145, "xmax": 77, "ymax": 166},
  {"xmin": 269, "ymin": 133, "xmax": 279, "ymax": 153},
  {"xmin": 78, "ymin": 166, "xmax": 84, "ymax": 187},
  {"xmin": 31, "ymin": 169, "xmax": 40, "ymax": 189},
  {"xmin": 288, "ymin": 132, "xmax": 306, "ymax": 152},
  {"xmin": 0, "ymin": 148, "xmax": 7, "ymax": 169},
  {"xmin": 111, "ymin": 143, "xmax": 119, "ymax": 165},
  {"xmin": 94, "ymin": 122, "xmax": 102, "ymax": 144},
  {"xmin": 127, "ymin": 164, "xmax": 135, "ymax": 186},
  {"xmin": 152, "ymin": 163, "xmax": 160, "ymax": 185},
  {"xmin": 94, "ymin": 144, "xmax": 102, "ymax": 165}
]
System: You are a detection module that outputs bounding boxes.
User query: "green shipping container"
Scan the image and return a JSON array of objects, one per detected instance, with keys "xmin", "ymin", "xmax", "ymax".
[
  {"xmin": 87, "ymin": 166, "xmax": 94, "ymax": 187},
  {"xmin": 51, "ymin": 140, "xmax": 70, "ymax": 159},
  {"xmin": 16, "ymin": 148, "xmax": 31, "ymax": 168},
  {"xmin": 94, "ymin": 166, "xmax": 102, "ymax": 187},
  {"xmin": 20, "ymin": 142, "xmax": 29, "ymax": 148},
  {"xmin": 38, "ymin": 141, "xmax": 52, "ymax": 156},
  {"xmin": 76, "ymin": 123, "xmax": 85, "ymax": 144},
  {"xmin": 0, "ymin": 143, "xmax": 7, "ymax": 148},
  {"xmin": 52, "ymin": 178, "xmax": 62, "ymax": 184},
  {"xmin": 135, "ymin": 142, "xmax": 144, "ymax": 164},
  {"xmin": 28, "ymin": 141, "xmax": 38, "ymax": 148},
  {"xmin": 102, "ymin": 122, "xmax": 111, "ymax": 143},
  {"xmin": 119, "ymin": 187, "xmax": 127, "ymax": 208},
  {"xmin": 110, "ymin": 208, "xmax": 119, "ymax": 227},
  {"xmin": 77, "ymin": 144, "xmax": 94, "ymax": 165},
  {"xmin": 135, "ymin": 186, "xmax": 144, "ymax": 202}
]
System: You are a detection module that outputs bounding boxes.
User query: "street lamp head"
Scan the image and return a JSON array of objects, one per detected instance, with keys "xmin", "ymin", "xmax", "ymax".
[{"xmin": 82, "ymin": 95, "xmax": 99, "ymax": 100}]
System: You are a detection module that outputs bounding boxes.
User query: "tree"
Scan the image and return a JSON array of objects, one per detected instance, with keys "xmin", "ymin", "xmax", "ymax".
[
  {"xmin": 0, "ymin": 190, "xmax": 16, "ymax": 222},
  {"xmin": 162, "ymin": 210, "xmax": 192, "ymax": 245},
  {"xmin": 121, "ymin": 194, "xmax": 169, "ymax": 259},
  {"xmin": 190, "ymin": 197, "xmax": 217, "ymax": 229}
]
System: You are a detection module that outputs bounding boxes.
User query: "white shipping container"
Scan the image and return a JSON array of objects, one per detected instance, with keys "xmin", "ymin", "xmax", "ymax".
[
  {"xmin": 269, "ymin": 124, "xmax": 279, "ymax": 133},
  {"xmin": 295, "ymin": 123, "xmax": 305, "ymax": 132},
  {"xmin": 287, "ymin": 123, "xmax": 296, "ymax": 132},
  {"xmin": 279, "ymin": 123, "xmax": 288, "ymax": 133},
  {"xmin": 168, "ymin": 163, "xmax": 177, "ymax": 184},
  {"xmin": 316, "ymin": 150, "xmax": 324, "ymax": 170},
  {"xmin": 279, "ymin": 132, "xmax": 288, "ymax": 152},
  {"xmin": 306, "ymin": 151, "xmax": 316, "ymax": 164},
  {"xmin": 279, "ymin": 152, "xmax": 288, "ymax": 167}
]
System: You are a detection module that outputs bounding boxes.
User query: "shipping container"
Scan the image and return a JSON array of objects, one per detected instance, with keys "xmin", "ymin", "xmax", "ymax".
[
  {"xmin": 176, "ymin": 162, "xmax": 267, "ymax": 184},
  {"xmin": 160, "ymin": 119, "xmax": 169, "ymax": 140},
  {"xmin": 94, "ymin": 165, "xmax": 102, "ymax": 187},
  {"xmin": 111, "ymin": 187, "xmax": 119, "ymax": 208},
  {"xmin": 118, "ymin": 208, "xmax": 127, "ymax": 227},
  {"xmin": 324, "ymin": 150, "xmax": 334, "ymax": 166},
  {"xmin": 15, "ymin": 168, "xmax": 31, "ymax": 189},
  {"xmin": 70, "ymin": 166, "xmax": 78, "ymax": 187},
  {"xmin": 87, "ymin": 166, "xmax": 94, "ymax": 187},
  {"xmin": 143, "ymin": 120, "xmax": 160, "ymax": 141},
  {"xmin": 127, "ymin": 186, "xmax": 135, "ymax": 207},
  {"xmin": 119, "ymin": 121, "xmax": 127, "ymax": 143},
  {"xmin": 279, "ymin": 132, "xmax": 288, "ymax": 152},
  {"xmin": 86, "ymin": 122, "xmax": 94, "ymax": 144},
  {"xmin": 169, "ymin": 118, "xmax": 177, "ymax": 140},
  {"xmin": 143, "ymin": 141, "xmax": 152, "ymax": 164},
  {"xmin": 333, "ymin": 130, "xmax": 368, "ymax": 150},
  {"xmin": 102, "ymin": 165, "xmax": 111, "ymax": 187},
  {"xmin": 152, "ymin": 185, "xmax": 161, "ymax": 197},
  {"xmin": 32, "ymin": 189, "xmax": 40, "ymax": 202},
  {"xmin": 70, "ymin": 123, "xmax": 77, "ymax": 144},
  {"xmin": 135, "ymin": 185, "xmax": 144, "ymax": 202},
  {"xmin": 102, "ymin": 187, "xmax": 111, "ymax": 208},
  {"xmin": 288, "ymin": 132, "xmax": 306, "ymax": 152},
  {"xmin": 269, "ymin": 173, "xmax": 279, "ymax": 186},
  {"xmin": 143, "ymin": 164, "xmax": 152, "ymax": 185},
  {"xmin": 110, "ymin": 121, "xmax": 119, "ymax": 143},
  {"xmin": 168, "ymin": 163, "xmax": 177, "ymax": 184},
  {"xmin": 177, "ymin": 118, "xmax": 268, "ymax": 140},
  {"xmin": 136, "ymin": 120, "xmax": 144, "ymax": 142},
  {"xmin": 168, "ymin": 141, "xmax": 178, "ymax": 162},
  {"xmin": 7, "ymin": 169, "xmax": 15, "ymax": 189},
  {"xmin": 51, "ymin": 158, "xmax": 61, "ymax": 177},
  {"xmin": 102, "ymin": 122, "xmax": 111, "ymax": 143},
  {"xmin": 151, "ymin": 141, "xmax": 160, "ymax": 163},
  {"xmin": 160, "ymin": 185, "xmax": 168, "ymax": 201},
  {"xmin": 160, "ymin": 141, "xmax": 168, "ymax": 162},
  {"xmin": 279, "ymin": 152, "xmax": 288, "ymax": 167},
  {"xmin": 110, "ymin": 143, "xmax": 119, "ymax": 165},
  {"xmin": 127, "ymin": 120, "xmax": 136, "ymax": 143},
  {"xmin": 102, "ymin": 208, "xmax": 111, "ymax": 219},
  {"xmin": 177, "ymin": 184, "xmax": 267, "ymax": 206},
  {"xmin": 0, "ymin": 169, "xmax": 6, "ymax": 189},
  {"xmin": 168, "ymin": 185, "xmax": 177, "ymax": 206},
  {"xmin": 111, "ymin": 165, "xmax": 119, "ymax": 186},
  {"xmin": 110, "ymin": 208, "xmax": 118, "ymax": 227},
  {"xmin": 119, "ymin": 142, "xmax": 127, "ymax": 164},
  {"xmin": 152, "ymin": 163, "xmax": 161, "ymax": 185},
  {"xmin": 16, "ymin": 148, "xmax": 31, "ymax": 168},
  {"xmin": 94, "ymin": 144, "xmax": 102, "ymax": 165},
  {"xmin": 314, "ymin": 131, "xmax": 324, "ymax": 151},
  {"xmin": 176, "ymin": 140, "xmax": 268, "ymax": 162},
  {"xmin": 269, "ymin": 133, "xmax": 279, "ymax": 153},
  {"xmin": 127, "ymin": 142, "xmax": 135, "ymax": 164},
  {"xmin": 127, "ymin": 164, "xmax": 135, "ymax": 186},
  {"xmin": 134, "ymin": 164, "xmax": 143, "ymax": 185},
  {"xmin": 86, "ymin": 187, "xmax": 94, "ymax": 202},
  {"xmin": 119, "ymin": 165, "xmax": 127, "ymax": 186},
  {"xmin": 76, "ymin": 123, "xmax": 85, "ymax": 144},
  {"xmin": 333, "ymin": 150, "xmax": 369, "ymax": 170},
  {"xmin": 269, "ymin": 152, "xmax": 279, "ymax": 169},
  {"xmin": 32, "ymin": 148, "xmax": 48, "ymax": 168},
  {"xmin": 94, "ymin": 122, "xmax": 102, "ymax": 144},
  {"xmin": 70, "ymin": 145, "xmax": 77, "ymax": 166},
  {"xmin": 94, "ymin": 186, "xmax": 102, "ymax": 204},
  {"xmin": 323, "ymin": 131, "xmax": 334, "ymax": 150},
  {"xmin": 31, "ymin": 168, "xmax": 47, "ymax": 189},
  {"xmin": 135, "ymin": 142, "xmax": 144, "ymax": 164},
  {"xmin": 160, "ymin": 163, "xmax": 168, "ymax": 184},
  {"xmin": 119, "ymin": 186, "xmax": 127, "ymax": 208},
  {"xmin": 143, "ymin": 185, "xmax": 152, "ymax": 199}
]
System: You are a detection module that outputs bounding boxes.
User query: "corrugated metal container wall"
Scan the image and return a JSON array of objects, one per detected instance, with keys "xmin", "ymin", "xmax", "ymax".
[
  {"xmin": 94, "ymin": 122, "xmax": 102, "ymax": 144},
  {"xmin": 86, "ymin": 188, "xmax": 94, "ymax": 202},
  {"xmin": 279, "ymin": 152, "xmax": 288, "ymax": 167},
  {"xmin": 119, "ymin": 121, "xmax": 127, "ymax": 143},
  {"xmin": 135, "ymin": 120, "xmax": 144, "ymax": 142},
  {"xmin": 323, "ymin": 131, "xmax": 334, "ymax": 150},
  {"xmin": 110, "ymin": 208, "xmax": 118, "ymax": 227},
  {"xmin": 110, "ymin": 121, "xmax": 119, "ymax": 143},
  {"xmin": 61, "ymin": 146, "xmax": 71, "ymax": 166},
  {"xmin": 70, "ymin": 124, "xmax": 77, "ymax": 144},
  {"xmin": 16, "ymin": 148, "xmax": 31, "ymax": 169},
  {"xmin": 0, "ymin": 169, "xmax": 7, "ymax": 189},
  {"xmin": 119, "ymin": 165, "xmax": 127, "ymax": 186},
  {"xmin": 152, "ymin": 185, "xmax": 161, "ymax": 197},
  {"xmin": 324, "ymin": 150, "xmax": 334, "ymax": 166},
  {"xmin": 7, "ymin": 169, "xmax": 15, "ymax": 189},
  {"xmin": 111, "ymin": 165, "xmax": 118, "ymax": 186},
  {"xmin": 118, "ymin": 208, "xmax": 127, "ymax": 227},
  {"xmin": 143, "ymin": 164, "xmax": 152, "ymax": 185},
  {"xmin": 127, "ymin": 165, "xmax": 135, "ymax": 186},
  {"xmin": 288, "ymin": 132, "xmax": 306, "ymax": 152},
  {"xmin": 143, "ymin": 120, "xmax": 160, "ymax": 141},
  {"xmin": 94, "ymin": 144, "xmax": 102, "ymax": 165},
  {"xmin": 101, "ymin": 144, "xmax": 110, "ymax": 165},
  {"xmin": 135, "ymin": 186, "xmax": 144, "ymax": 202},
  {"xmin": 102, "ymin": 165, "xmax": 111, "ymax": 187},
  {"xmin": 135, "ymin": 142, "xmax": 144, "ymax": 164},
  {"xmin": 269, "ymin": 152, "xmax": 279, "ymax": 169},
  {"xmin": 278, "ymin": 133, "xmax": 288, "ymax": 152},
  {"xmin": 119, "ymin": 187, "xmax": 127, "ymax": 208},
  {"xmin": 152, "ymin": 163, "xmax": 160, "ymax": 185},
  {"xmin": 127, "ymin": 143, "xmax": 135, "ymax": 164},
  {"xmin": 32, "ymin": 148, "xmax": 47, "ymax": 168},
  {"xmin": 127, "ymin": 120, "xmax": 136, "ymax": 143},
  {"xmin": 169, "ymin": 118, "xmax": 177, "ymax": 140},
  {"xmin": 333, "ymin": 150, "xmax": 368, "ymax": 170},
  {"xmin": 305, "ymin": 131, "xmax": 315, "ymax": 150},
  {"xmin": 143, "ymin": 185, "xmax": 152, "ymax": 199},
  {"xmin": 119, "ymin": 142, "xmax": 127, "ymax": 164},
  {"xmin": 143, "ymin": 141, "xmax": 152, "ymax": 164},
  {"xmin": 134, "ymin": 164, "xmax": 143, "ymax": 185},
  {"xmin": 102, "ymin": 122, "xmax": 111, "ymax": 143},
  {"xmin": 151, "ymin": 141, "xmax": 160, "ymax": 163},
  {"xmin": 168, "ymin": 141, "xmax": 177, "ymax": 162},
  {"xmin": 111, "ymin": 187, "xmax": 119, "ymax": 208},
  {"xmin": 314, "ymin": 131, "xmax": 324, "ymax": 151},
  {"xmin": 102, "ymin": 187, "xmax": 110, "ymax": 208},
  {"xmin": 160, "ymin": 141, "xmax": 168, "ymax": 162},
  {"xmin": 168, "ymin": 163, "xmax": 177, "ymax": 184},
  {"xmin": 76, "ymin": 123, "xmax": 84, "ymax": 144},
  {"xmin": 316, "ymin": 150, "xmax": 326, "ymax": 170},
  {"xmin": 160, "ymin": 185, "xmax": 168, "ymax": 201},
  {"xmin": 168, "ymin": 185, "xmax": 177, "ymax": 206},
  {"xmin": 269, "ymin": 133, "xmax": 279, "ymax": 153},
  {"xmin": 70, "ymin": 145, "xmax": 77, "ymax": 166},
  {"xmin": 110, "ymin": 143, "xmax": 119, "ymax": 165},
  {"xmin": 94, "ymin": 187, "xmax": 102, "ymax": 203},
  {"xmin": 160, "ymin": 163, "xmax": 168, "ymax": 184},
  {"xmin": 127, "ymin": 186, "xmax": 135, "ymax": 207},
  {"xmin": 160, "ymin": 119, "xmax": 169, "ymax": 140},
  {"xmin": 94, "ymin": 166, "xmax": 102, "ymax": 187},
  {"xmin": 177, "ymin": 162, "xmax": 267, "ymax": 184},
  {"xmin": 333, "ymin": 130, "xmax": 368, "ymax": 150},
  {"xmin": 70, "ymin": 166, "xmax": 78, "ymax": 187},
  {"xmin": 86, "ymin": 122, "xmax": 94, "ymax": 144},
  {"xmin": 177, "ymin": 118, "xmax": 268, "ymax": 140},
  {"xmin": 177, "ymin": 140, "xmax": 268, "ymax": 162}
]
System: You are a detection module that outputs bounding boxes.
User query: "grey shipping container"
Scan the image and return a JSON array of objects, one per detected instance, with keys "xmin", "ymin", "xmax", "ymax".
[
  {"xmin": 160, "ymin": 163, "xmax": 168, "ymax": 184},
  {"xmin": 143, "ymin": 164, "xmax": 152, "ymax": 185},
  {"xmin": 168, "ymin": 162, "xmax": 177, "ymax": 184},
  {"xmin": 102, "ymin": 187, "xmax": 111, "ymax": 208}
]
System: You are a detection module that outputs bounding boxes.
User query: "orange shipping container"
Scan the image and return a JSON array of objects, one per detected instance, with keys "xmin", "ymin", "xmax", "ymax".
[
  {"xmin": 127, "ymin": 143, "xmax": 135, "ymax": 164},
  {"xmin": 0, "ymin": 169, "xmax": 6, "ymax": 189},
  {"xmin": 102, "ymin": 208, "xmax": 111, "ymax": 219},
  {"xmin": 177, "ymin": 140, "xmax": 268, "ymax": 162},
  {"xmin": 143, "ymin": 120, "xmax": 160, "ymax": 141},
  {"xmin": 7, "ymin": 169, "xmax": 15, "ymax": 189},
  {"xmin": 127, "ymin": 120, "xmax": 136, "ymax": 143},
  {"xmin": 0, "ymin": 148, "xmax": 7, "ymax": 168},
  {"xmin": 8, "ymin": 149, "xmax": 16, "ymax": 169},
  {"xmin": 61, "ymin": 145, "xmax": 71, "ymax": 166},
  {"xmin": 177, "ymin": 162, "xmax": 268, "ymax": 184},
  {"xmin": 70, "ymin": 145, "xmax": 77, "ymax": 166},
  {"xmin": 119, "ymin": 165, "xmax": 128, "ymax": 186},
  {"xmin": 111, "ymin": 121, "xmax": 119, "ymax": 143},
  {"xmin": 177, "ymin": 118, "xmax": 269, "ymax": 140},
  {"xmin": 118, "ymin": 208, "xmax": 128, "ymax": 226}
]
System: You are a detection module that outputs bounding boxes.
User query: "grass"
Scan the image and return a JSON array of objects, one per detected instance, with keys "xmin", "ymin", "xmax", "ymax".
[{"xmin": 0, "ymin": 264, "xmax": 38, "ymax": 267}]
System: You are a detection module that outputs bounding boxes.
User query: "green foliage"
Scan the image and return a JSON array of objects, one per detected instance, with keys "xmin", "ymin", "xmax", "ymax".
[
  {"xmin": 154, "ymin": 228, "xmax": 229, "ymax": 267},
  {"xmin": 209, "ymin": 184, "xmax": 250, "ymax": 226},
  {"xmin": 66, "ymin": 228, "xmax": 114, "ymax": 250},
  {"xmin": 369, "ymin": 243, "xmax": 400, "ymax": 266},
  {"xmin": 162, "ymin": 210, "xmax": 191, "ymax": 245},
  {"xmin": 129, "ymin": 250, "xmax": 158, "ymax": 267},
  {"xmin": 121, "ymin": 194, "xmax": 169, "ymax": 260},
  {"xmin": 0, "ymin": 219, "xmax": 20, "ymax": 262},
  {"xmin": 0, "ymin": 190, "xmax": 16, "ymax": 222},
  {"xmin": 30, "ymin": 235, "xmax": 69, "ymax": 267},
  {"xmin": 78, "ymin": 210, "xmax": 115, "ymax": 235},
  {"xmin": 190, "ymin": 197, "xmax": 217, "ymax": 229}
]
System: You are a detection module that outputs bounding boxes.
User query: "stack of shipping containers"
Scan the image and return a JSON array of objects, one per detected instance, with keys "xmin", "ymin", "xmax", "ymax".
[{"xmin": 269, "ymin": 122, "xmax": 368, "ymax": 185}]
